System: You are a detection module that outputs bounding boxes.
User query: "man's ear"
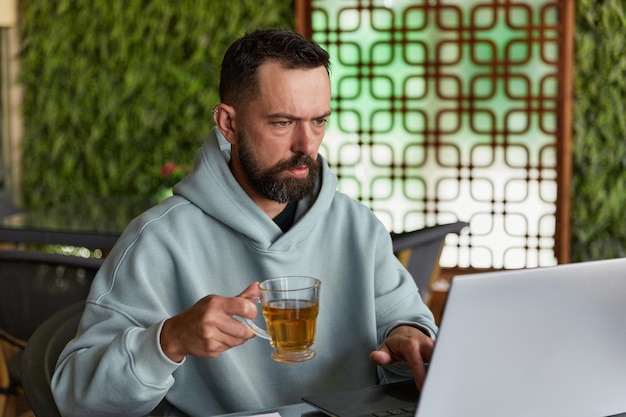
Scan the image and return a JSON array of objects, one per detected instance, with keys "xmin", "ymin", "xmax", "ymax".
[{"xmin": 213, "ymin": 104, "xmax": 237, "ymax": 144}]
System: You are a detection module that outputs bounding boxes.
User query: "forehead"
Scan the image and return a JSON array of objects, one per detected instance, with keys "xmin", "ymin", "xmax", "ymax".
[{"xmin": 252, "ymin": 61, "xmax": 331, "ymax": 116}]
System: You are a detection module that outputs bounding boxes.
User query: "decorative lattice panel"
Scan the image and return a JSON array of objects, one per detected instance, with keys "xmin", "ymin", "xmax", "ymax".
[{"xmin": 307, "ymin": 0, "xmax": 571, "ymax": 269}]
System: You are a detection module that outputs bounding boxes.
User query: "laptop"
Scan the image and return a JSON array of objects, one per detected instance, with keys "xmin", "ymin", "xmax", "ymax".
[{"xmin": 302, "ymin": 257, "xmax": 626, "ymax": 417}]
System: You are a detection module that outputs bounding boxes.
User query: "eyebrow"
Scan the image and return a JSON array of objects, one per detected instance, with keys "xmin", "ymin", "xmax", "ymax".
[{"xmin": 266, "ymin": 111, "xmax": 332, "ymax": 120}]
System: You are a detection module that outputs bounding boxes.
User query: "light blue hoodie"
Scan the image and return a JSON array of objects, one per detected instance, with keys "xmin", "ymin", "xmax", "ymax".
[{"xmin": 51, "ymin": 127, "xmax": 437, "ymax": 417}]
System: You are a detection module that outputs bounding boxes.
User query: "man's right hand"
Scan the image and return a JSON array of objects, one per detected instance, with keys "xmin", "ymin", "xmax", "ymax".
[{"xmin": 160, "ymin": 282, "xmax": 262, "ymax": 362}]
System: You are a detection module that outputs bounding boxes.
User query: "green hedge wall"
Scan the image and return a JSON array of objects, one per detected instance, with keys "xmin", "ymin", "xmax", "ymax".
[
  {"xmin": 571, "ymin": 0, "xmax": 626, "ymax": 261},
  {"xmin": 19, "ymin": 0, "xmax": 294, "ymax": 208}
]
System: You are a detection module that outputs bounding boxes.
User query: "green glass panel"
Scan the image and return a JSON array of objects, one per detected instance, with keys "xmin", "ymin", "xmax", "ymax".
[{"xmin": 311, "ymin": 0, "xmax": 563, "ymax": 269}]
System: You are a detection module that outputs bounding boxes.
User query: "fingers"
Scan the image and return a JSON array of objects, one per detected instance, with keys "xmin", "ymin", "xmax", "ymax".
[
  {"xmin": 197, "ymin": 294, "xmax": 257, "ymax": 341},
  {"xmin": 228, "ymin": 282, "xmax": 262, "ymax": 319},
  {"xmin": 370, "ymin": 344, "xmax": 427, "ymax": 390},
  {"xmin": 199, "ymin": 313, "xmax": 254, "ymax": 357},
  {"xmin": 400, "ymin": 337, "xmax": 427, "ymax": 390},
  {"xmin": 370, "ymin": 326, "xmax": 434, "ymax": 390},
  {"xmin": 223, "ymin": 293, "xmax": 259, "ymax": 320},
  {"xmin": 160, "ymin": 289, "xmax": 261, "ymax": 361},
  {"xmin": 202, "ymin": 299, "xmax": 254, "ymax": 339}
]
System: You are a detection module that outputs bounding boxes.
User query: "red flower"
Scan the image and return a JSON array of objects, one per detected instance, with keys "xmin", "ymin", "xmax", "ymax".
[
  {"xmin": 158, "ymin": 162, "xmax": 191, "ymax": 187},
  {"xmin": 160, "ymin": 162, "xmax": 179, "ymax": 177}
]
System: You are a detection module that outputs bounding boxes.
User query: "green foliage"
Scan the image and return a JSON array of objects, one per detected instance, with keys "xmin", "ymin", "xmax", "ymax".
[
  {"xmin": 19, "ymin": 0, "xmax": 294, "ymax": 209},
  {"xmin": 571, "ymin": 0, "xmax": 626, "ymax": 261}
]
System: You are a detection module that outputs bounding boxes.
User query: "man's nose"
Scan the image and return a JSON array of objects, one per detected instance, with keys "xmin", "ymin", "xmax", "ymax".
[{"xmin": 292, "ymin": 123, "xmax": 317, "ymax": 155}]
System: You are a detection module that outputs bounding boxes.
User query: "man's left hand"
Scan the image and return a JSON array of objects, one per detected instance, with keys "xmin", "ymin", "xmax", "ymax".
[{"xmin": 369, "ymin": 325, "xmax": 434, "ymax": 390}]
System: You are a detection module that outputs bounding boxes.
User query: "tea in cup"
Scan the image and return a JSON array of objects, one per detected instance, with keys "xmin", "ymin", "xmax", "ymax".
[{"xmin": 245, "ymin": 276, "xmax": 321, "ymax": 363}]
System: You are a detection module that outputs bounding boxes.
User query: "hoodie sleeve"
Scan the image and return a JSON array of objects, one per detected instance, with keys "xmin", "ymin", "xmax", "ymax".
[
  {"xmin": 51, "ymin": 207, "xmax": 187, "ymax": 417},
  {"xmin": 52, "ymin": 309, "xmax": 182, "ymax": 417},
  {"xmin": 371, "ymin": 226, "xmax": 438, "ymax": 383}
]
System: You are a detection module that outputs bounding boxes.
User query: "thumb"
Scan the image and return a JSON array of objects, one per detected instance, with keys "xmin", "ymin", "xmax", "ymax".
[
  {"xmin": 233, "ymin": 282, "xmax": 261, "ymax": 320},
  {"xmin": 370, "ymin": 346, "xmax": 393, "ymax": 366},
  {"xmin": 238, "ymin": 281, "xmax": 262, "ymax": 299}
]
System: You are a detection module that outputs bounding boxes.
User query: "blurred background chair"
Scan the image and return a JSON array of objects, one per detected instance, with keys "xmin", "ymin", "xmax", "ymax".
[
  {"xmin": 391, "ymin": 221, "xmax": 469, "ymax": 304},
  {"xmin": 20, "ymin": 302, "xmax": 83, "ymax": 417},
  {"xmin": 21, "ymin": 302, "xmax": 174, "ymax": 417},
  {"xmin": 0, "ymin": 202, "xmax": 22, "ymax": 219},
  {"xmin": 0, "ymin": 250, "xmax": 102, "ymax": 417}
]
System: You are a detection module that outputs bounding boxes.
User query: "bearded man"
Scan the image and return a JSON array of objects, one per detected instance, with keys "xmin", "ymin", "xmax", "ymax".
[{"xmin": 52, "ymin": 29, "xmax": 437, "ymax": 417}]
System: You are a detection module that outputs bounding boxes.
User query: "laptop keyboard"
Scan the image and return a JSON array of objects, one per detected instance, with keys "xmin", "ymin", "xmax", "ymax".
[{"xmin": 372, "ymin": 405, "xmax": 417, "ymax": 417}]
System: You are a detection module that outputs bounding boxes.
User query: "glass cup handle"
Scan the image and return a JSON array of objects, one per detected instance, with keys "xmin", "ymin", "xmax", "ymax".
[{"xmin": 242, "ymin": 296, "xmax": 269, "ymax": 340}]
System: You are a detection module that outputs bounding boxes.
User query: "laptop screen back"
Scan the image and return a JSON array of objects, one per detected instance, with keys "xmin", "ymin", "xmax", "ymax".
[{"xmin": 417, "ymin": 257, "xmax": 626, "ymax": 417}]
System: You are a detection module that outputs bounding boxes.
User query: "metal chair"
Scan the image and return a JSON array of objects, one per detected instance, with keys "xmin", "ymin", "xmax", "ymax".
[
  {"xmin": 0, "ymin": 250, "xmax": 102, "ymax": 417},
  {"xmin": 391, "ymin": 221, "xmax": 468, "ymax": 303}
]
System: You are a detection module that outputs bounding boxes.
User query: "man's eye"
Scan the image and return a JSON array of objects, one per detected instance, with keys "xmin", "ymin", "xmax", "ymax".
[
  {"xmin": 314, "ymin": 118, "xmax": 328, "ymax": 126},
  {"xmin": 275, "ymin": 121, "xmax": 291, "ymax": 127}
]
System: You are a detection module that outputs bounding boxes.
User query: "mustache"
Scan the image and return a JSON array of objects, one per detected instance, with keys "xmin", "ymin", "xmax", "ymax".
[{"xmin": 275, "ymin": 154, "xmax": 318, "ymax": 172}]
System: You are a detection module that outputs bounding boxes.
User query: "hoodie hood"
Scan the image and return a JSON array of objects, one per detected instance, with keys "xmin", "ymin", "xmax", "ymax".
[{"xmin": 172, "ymin": 127, "xmax": 338, "ymax": 251}]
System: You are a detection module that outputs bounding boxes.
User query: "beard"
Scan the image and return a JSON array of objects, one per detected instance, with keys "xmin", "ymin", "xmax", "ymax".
[{"xmin": 237, "ymin": 130, "xmax": 320, "ymax": 203}]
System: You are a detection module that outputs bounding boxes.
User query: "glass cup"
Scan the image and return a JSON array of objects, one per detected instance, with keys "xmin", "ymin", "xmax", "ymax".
[{"xmin": 244, "ymin": 276, "xmax": 321, "ymax": 363}]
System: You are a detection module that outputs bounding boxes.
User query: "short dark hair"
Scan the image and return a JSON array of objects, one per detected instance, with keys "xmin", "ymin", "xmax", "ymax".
[{"xmin": 219, "ymin": 28, "xmax": 330, "ymax": 109}]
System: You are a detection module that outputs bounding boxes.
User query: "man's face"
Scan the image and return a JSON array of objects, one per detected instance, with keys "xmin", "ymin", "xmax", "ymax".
[
  {"xmin": 237, "ymin": 129, "xmax": 319, "ymax": 203},
  {"xmin": 228, "ymin": 61, "xmax": 332, "ymax": 205}
]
